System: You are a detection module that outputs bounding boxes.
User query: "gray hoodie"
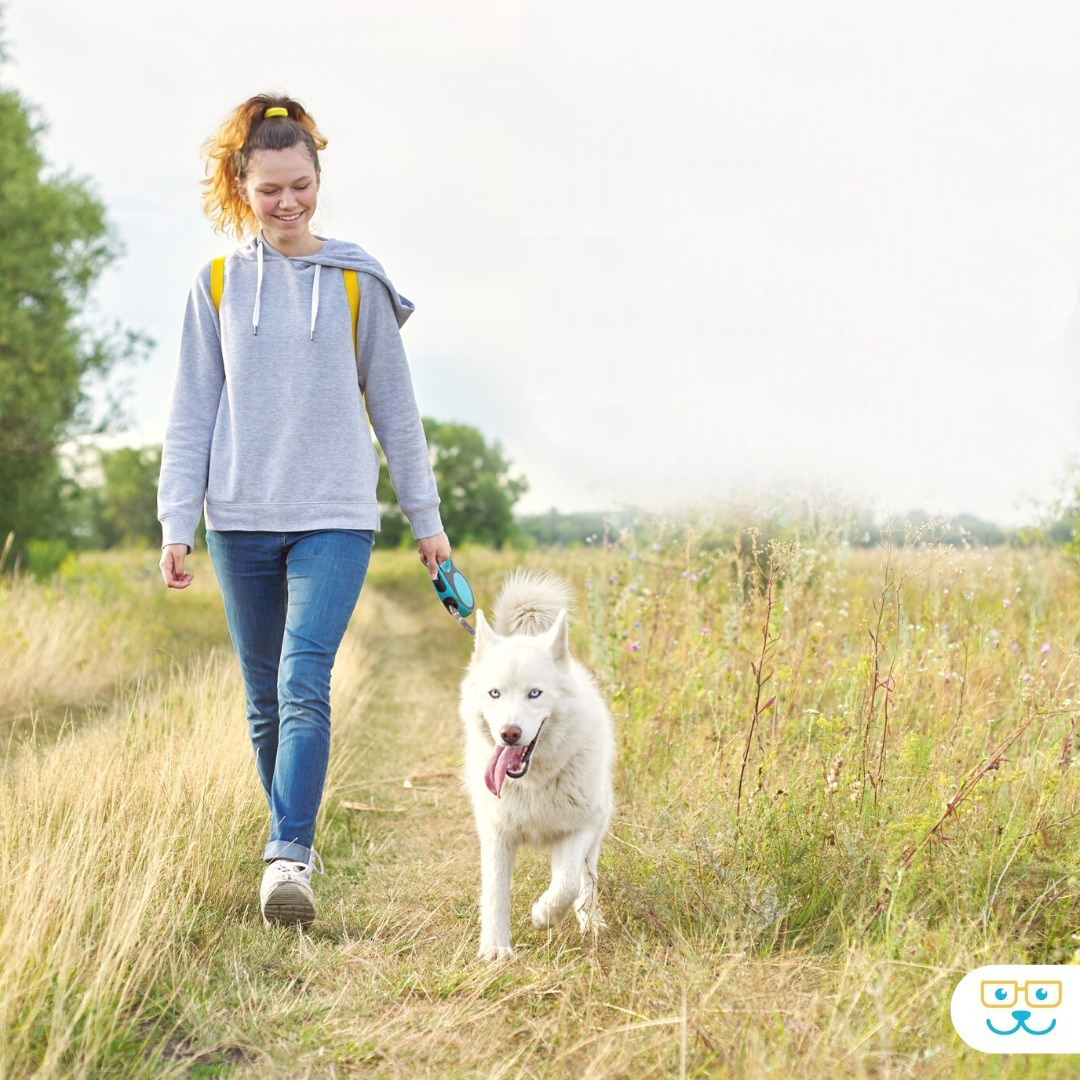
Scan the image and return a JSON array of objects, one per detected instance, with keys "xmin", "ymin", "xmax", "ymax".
[{"xmin": 157, "ymin": 234, "xmax": 443, "ymax": 551}]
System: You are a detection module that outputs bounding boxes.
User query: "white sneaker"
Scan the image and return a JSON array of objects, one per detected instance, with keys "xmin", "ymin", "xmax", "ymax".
[{"xmin": 260, "ymin": 852, "xmax": 324, "ymax": 927}]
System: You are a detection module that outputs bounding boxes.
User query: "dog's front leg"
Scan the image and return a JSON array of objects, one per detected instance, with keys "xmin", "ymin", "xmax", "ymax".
[
  {"xmin": 532, "ymin": 832, "xmax": 590, "ymax": 930},
  {"xmin": 574, "ymin": 827, "xmax": 607, "ymax": 933},
  {"xmin": 478, "ymin": 831, "xmax": 517, "ymax": 961}
]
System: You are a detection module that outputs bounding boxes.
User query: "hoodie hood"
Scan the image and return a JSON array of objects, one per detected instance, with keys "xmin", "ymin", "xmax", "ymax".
[{"xmin": 236, "ymin": 234, "xmax": 415, "ymax": 340}]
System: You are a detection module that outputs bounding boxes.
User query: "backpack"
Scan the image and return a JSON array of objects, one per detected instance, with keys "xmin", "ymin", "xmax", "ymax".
[{"xmin": 209, "ymin": 256, "xmax": 361, "ymax": 357}]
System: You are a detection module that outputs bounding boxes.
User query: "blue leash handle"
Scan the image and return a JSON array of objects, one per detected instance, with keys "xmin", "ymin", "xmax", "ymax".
[{"xmin": 431, "ymin": 557, "xmax": 476, "ymax": 634}]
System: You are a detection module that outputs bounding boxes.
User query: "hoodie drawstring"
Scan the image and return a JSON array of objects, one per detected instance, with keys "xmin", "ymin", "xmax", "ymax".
[{"xmin": 252, "ymin": 234, "xmax": 322, "ymax": 343}]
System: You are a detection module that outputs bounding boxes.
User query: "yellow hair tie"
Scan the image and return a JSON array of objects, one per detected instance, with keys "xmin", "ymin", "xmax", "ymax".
[{"xmin": 264, "ymin": 107, "xmax": 289, "ymax": 118}]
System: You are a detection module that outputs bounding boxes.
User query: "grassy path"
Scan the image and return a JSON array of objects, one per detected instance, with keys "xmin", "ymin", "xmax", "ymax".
[{"xmin": 319, "ymin": 577, "xmax": 481, "ymax": 957}]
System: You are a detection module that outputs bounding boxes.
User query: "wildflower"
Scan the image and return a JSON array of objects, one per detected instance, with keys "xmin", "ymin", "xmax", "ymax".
[
  {"xmin": 1041, "ymin": 643, "xmax": 1052, "ymax": 656},
  {"xmin": 1010, "ymin": 642, "xmax": 1019, "ymax": 654},
  {"xmin": 993, "ymin": 639, "xmax": 1000, "ymax": 648},
  {"xmin": 609, "ymin": 575, "xmax": 617, "ymax": 585},
  {"xmin": 633, "ymin": 620, "xmax": 642, "ymax": 628},
  {"xmin": 629, "ymin": 642, "xmax": 640, "ymax": 652},
  {"xmin": 825, "ymin": 757, "xmax": 844, "ymax": 789},
  {"xmin": 651, "ymin": 543, "xmax": 660, "ymax": 552},
  {"xmin": 825, "ymin": 660, "xmax": 833, "ymax": 668},
  {"xmin": 585, "ymin": 580, "xmax": 592, "ymax": 590},
  {"xmin": 1021, "ymin": 673, "xmax": 1032, "ymax": 683},
  {"xmin": 699, "ymin": 627, "xmax": 711, "ymax": 634},
  {"xmin": 1003, "ymin": 599, "xmax": 1011, "ymax": 608}
]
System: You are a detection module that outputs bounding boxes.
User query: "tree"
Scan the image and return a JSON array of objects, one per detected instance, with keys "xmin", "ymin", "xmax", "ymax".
[
  {"xmin": 0, "ymin": 25, "xmax": 146, "ymax": 562},
  {"xmin": 376, "ymin": 419, "xmax": 528, "ymax": 548},
  {"xmin": 90, "ymin": 445, "xmax": 163, "ymax": 549}
]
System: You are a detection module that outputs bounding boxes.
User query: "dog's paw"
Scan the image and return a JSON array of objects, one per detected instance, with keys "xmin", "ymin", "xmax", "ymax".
[
  {"xmin": 478, "ymin": 942, "xmax": 515, "ymax": 962},
  {"xmin": 575, "ymin": 900, "xmax": 608, "ymax": 933},
  {"xmin": 531, "ymin": 896, "xmax": 571, "ymax": 930}
]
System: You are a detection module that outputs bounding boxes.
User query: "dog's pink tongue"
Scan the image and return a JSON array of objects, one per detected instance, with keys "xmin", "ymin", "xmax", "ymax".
[{"xmin": 484, "ymin": 744, "xmax": 528, "ymax": 798}]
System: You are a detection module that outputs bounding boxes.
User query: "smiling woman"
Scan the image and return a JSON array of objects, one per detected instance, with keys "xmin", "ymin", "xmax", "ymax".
[{"xmin": 155, "ymin": 92, "xmax": 453, "ymax": 932}]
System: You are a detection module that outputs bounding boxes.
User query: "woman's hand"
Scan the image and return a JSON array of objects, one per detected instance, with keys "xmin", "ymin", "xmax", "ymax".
[
  {"xmin": 160, "ymin": 544, "xmax": 194, "ymax": 589},
  {"xmin": 417, "ymin": 531, "xmax": 452, "ymax": 580}
]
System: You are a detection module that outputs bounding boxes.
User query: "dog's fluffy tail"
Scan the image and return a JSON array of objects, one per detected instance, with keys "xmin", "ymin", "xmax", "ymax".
[{"xmin": 492, "ymin": 570, "xmax": 574, "ymax": 636}]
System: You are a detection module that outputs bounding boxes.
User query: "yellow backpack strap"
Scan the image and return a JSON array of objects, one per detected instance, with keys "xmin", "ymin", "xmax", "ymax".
[
  {"xmin": 343, "ymin": 269, "xmax": 360, "ymax": 357},
  {"xmin": 210, "ymin": 256, "xmax": 225, "ymax": 313}
]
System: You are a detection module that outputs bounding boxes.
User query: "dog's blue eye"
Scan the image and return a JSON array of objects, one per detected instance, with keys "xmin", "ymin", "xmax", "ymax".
[
  {"xmin": 1036, "ymin": 987, "xmax": 1048, "ymax": 1001},
  {"xmin": 528, "ymin": 689, "xmax": 542, "ymax": 699},
  {"xmin": 488, "ymin": 689, "xmax": 500, "ymax": 699},
  {"xmin": 995, "ymin": 988, "xmax": 1008, "ymax": 1001}
]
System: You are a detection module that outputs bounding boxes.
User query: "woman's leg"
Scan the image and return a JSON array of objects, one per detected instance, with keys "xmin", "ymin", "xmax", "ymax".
[
  {"xmin": 205, "ymin": 530, "xmax": 287, "ymax": 809},
  {"xmin": 265, "ymin": 529, "xmax": 374, "ymax": 863}
]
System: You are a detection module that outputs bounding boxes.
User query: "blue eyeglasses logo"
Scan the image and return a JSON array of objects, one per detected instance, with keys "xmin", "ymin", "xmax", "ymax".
[{"xmin": 981, "ymin": 981, "xmax": 1060, "ymax": 1036}]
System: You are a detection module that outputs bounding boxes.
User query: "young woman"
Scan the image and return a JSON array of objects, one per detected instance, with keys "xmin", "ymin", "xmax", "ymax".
[{"xmin": 157, "ymin": 94, "xmax": 450, "ymax": 928}]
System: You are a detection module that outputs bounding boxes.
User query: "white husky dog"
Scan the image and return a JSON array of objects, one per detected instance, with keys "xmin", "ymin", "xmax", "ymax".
[{"xmin": 460, "ymin": 570, "xmax": 615, "ymax": 961}]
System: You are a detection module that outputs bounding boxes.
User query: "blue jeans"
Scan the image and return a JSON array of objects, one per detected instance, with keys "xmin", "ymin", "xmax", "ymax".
[{"xmin": 206, "ymin": 529, "xmax": 374, "ymax": 863}]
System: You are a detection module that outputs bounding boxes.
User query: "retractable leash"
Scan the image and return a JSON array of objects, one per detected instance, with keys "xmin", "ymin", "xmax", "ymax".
[{"xmin": 431, "ymin": 557, "xmax": 477, "ymax": 636}]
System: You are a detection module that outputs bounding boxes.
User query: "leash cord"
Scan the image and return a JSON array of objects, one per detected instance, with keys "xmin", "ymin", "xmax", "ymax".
[{"xmin": 447, "ymin": 603, "xmax": 476, "ymax": 637}]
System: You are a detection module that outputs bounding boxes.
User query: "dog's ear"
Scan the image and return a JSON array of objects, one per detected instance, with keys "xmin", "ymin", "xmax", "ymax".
[
  {"xmin": 545, "ymin": 609, "xmax": 570, "ymax": 662},
  {"xmin": 474, "ymin": 609, "xmax": 495, "ymax": 655}
]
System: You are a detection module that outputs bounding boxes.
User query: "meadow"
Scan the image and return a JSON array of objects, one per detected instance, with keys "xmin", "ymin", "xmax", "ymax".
[{"xmin": 1, "ymin": 520, "xmax": 1078, "ymax": 1078}]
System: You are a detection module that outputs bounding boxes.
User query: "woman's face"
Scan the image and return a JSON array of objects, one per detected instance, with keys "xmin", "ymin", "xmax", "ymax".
[{"xmin": 239, "ymin": 145, "xmax": 320, "ymax": 250}]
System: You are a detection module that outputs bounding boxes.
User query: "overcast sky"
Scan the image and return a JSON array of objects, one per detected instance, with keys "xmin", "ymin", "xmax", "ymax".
[{"xmin": 6, "ymin": 1, "xmax": 1080, "ymax": 525}]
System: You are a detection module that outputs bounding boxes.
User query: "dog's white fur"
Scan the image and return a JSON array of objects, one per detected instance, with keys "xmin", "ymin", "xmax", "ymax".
[{"xmin": 460, "ymin": 570, "xmax": 615, "ymax": 960}]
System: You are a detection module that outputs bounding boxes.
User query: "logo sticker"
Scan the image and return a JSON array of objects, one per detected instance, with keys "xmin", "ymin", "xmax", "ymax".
[{"xmin": 951, "ymin": 966, "xmax": 1075, "ymax": 1053}]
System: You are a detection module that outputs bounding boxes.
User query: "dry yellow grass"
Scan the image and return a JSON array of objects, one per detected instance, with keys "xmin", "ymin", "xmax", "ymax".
[
  {"xmin": 1, "ymin": 535, "xmax": 1078, "ymax": 1077},
  {"xmin": 0, "ymin": 550, "xmax": 229, "ymax": 747}
]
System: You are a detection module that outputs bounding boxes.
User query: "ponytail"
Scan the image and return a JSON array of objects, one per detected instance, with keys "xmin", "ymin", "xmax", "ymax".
[{"xmin": 201, "ymin": 94, "xmax": 327, "ymax": 237}]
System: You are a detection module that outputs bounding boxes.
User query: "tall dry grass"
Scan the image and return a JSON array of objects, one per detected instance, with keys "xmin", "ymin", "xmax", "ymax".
[
  {"xmin": 0, "ymin": 549, "xmax": 228, "ymax": 740},
  {"xmin": 0, "ymin": 573, "xmax": 371, "ymax": 1077},
  {"xmin": 0, "ymin": 650, "xmax": 252, "ymax": 1074},
  {"xmin": 562, "ymin": 527, "xmax": 1080, "ymax": 963}
]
